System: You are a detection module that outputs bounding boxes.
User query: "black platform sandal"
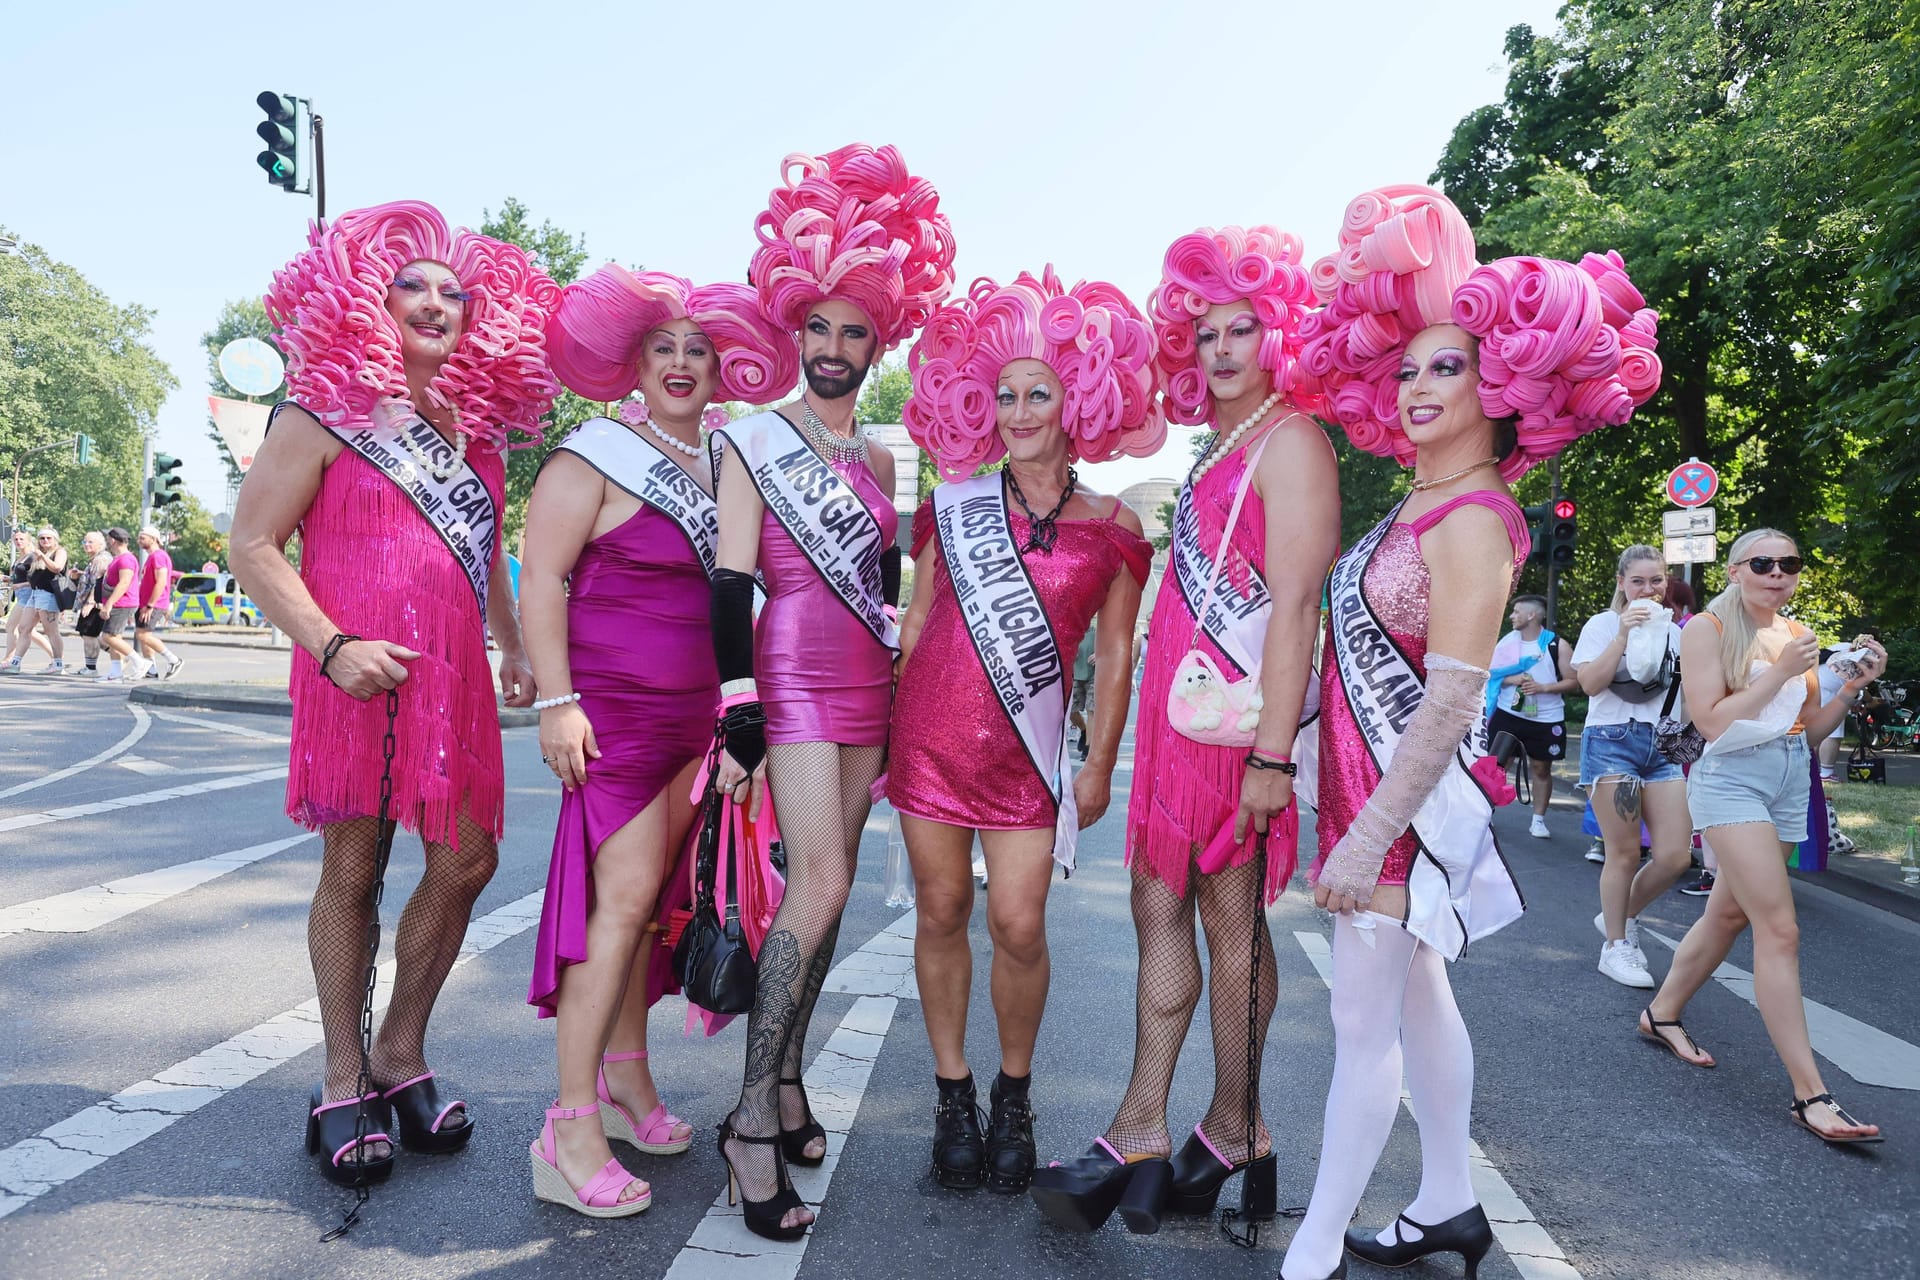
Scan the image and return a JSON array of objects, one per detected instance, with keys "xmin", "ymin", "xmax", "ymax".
[
  {"xmin": 306, "ymin": 1087, "xmax": 395, "ymax": 1188},
  {"xmin": 931, "ymin": 1075, "xmax": 985, "ymax": 1189},
  {"xmin": 1165, "ymin": 1124, "xmax": 1275, "ymax": 1218},
  {"xmin": 381, "ymin": 1071, "xmax": 473, "ymax": 1153},
  {"xmin": 1027, "ymin": 1140, "xmax": 1146, "ymax": 1232},
  {"xmin": 1345, "ymin": 1205, "xmax": 1494, "ymax": 1277},
  {"xmin": 1790, "ymin": 1092, "xmax": 1884, "ymax": 1145},
  {"xmin": 778, "ymin": 1076, "xmax": 828, "ymax": 1167},
  {"xmin": 718, "ymin": 1119, "xmax": 811, "ymax": 1241}
]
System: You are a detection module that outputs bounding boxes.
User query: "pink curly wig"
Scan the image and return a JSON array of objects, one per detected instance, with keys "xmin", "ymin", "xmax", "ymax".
[
  {"xmin": 1148, "ymin": 225, "xmax": 1321, "ymax": 425},
  {"xmin": 263, "ymin": 199, "xmax": 561, "ymax": 450},
  {"xmin": 1298, "ymin": 186, "xmax": 1481, "ymax": 464},
  {"xmin": 902, "ymin": 268, "xmax": 1167, "ymax": 481},
  {"xmin": 749, "ymin": 143, "xmax": 958, "ymax": 352},
  {"xmin": 548, "ymin": 263, "xmax": 799, "ymax": 406},
  {"xmin": 1449, "ymin": 251, "xmax": 1662, "ymax": 477}
]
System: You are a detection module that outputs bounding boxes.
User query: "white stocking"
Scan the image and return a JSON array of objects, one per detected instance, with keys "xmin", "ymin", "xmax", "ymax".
[
  {"xmin": 1280, "ymin": 913, "xmax": 1419, "ymax": 1280},
  {"xmin": 1393, "ymin": 937, "xmax": 1476, "ymax": 1239}
]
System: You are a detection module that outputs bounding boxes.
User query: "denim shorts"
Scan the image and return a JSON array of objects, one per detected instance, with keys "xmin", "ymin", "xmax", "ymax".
[
  {"xmin": 1687, "ymin": 733, "xmax": 1810, "ymax": 843},
  {"xmin": 1579, "ymin": 719, "xmax": 1684, "ymax": 788},
  {"xmin": 21, "ymin": 588, "xmax": 59, "ymax": 612}
]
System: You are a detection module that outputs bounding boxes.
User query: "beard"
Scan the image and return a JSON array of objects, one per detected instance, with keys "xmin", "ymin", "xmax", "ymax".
[{"xmin": 803, "ymin": 354, "xmax": 871, "ymax": 401}]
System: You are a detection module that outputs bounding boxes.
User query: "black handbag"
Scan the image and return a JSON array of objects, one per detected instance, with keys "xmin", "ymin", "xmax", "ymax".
[
  {"xmin": 672, "ymin": 748, "xmax": 758, "ymax": 1015},
  {"xmin": 1847, "ymin": 743, "xmax": 1887, "ymax": 785},
  {"xmin": 1654, "ymin": 654, "xmax": 1707, "ymax": 765},
  {"xmin": 75, "ymin": 608, "xmax": 104, "ymax": 637}
]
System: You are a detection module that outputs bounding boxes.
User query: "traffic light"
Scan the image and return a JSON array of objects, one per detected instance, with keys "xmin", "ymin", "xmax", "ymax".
[
  {"xmin": 1522, "ymin": 503, "xmax": 1551, "ymax": 565},
  {"xmin": 74, "ymin": 434, "xmax": 93, "ymax": 466},
  {"xmin": 1547, "ymin": 497, "xmax": 1578, "ymax": 567},
  {"xmin": 152, "ymin": 454, "xmax": 185, "ymax": 507},
  {"xmin": 255, "ymin": 91, "xmax": 310, "ymax": 193}
]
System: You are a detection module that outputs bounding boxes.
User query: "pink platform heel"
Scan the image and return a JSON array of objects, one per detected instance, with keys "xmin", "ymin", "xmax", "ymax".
[
  {"xmin": 598, "ymin": 1049, "xmax": 692, "ymax": 1155},
  {"xmin": 529, "ymin": 1103, "xmax": 651, "ymax": 1218}
]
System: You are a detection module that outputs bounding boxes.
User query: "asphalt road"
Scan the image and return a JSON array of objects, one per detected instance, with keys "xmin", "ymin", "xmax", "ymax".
[{"xmin": 1, "ymin": 675, "xmax": 1916, "ymax": 1280}]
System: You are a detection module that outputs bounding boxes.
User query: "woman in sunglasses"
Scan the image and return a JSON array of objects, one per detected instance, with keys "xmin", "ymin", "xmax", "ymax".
[{"xmin": 1638, "ymin": 529, "xmax": 1887, "ymax": 1144}]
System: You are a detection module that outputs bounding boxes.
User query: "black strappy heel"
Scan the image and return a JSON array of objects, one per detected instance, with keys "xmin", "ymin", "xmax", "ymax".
[
  {"xmin": 1345, "ymin": 1205, "xmax": 1494, "ymax": 1277},
  {"xmin": 1638, "ymin": 1004, "xmax": 1715, "ymax": 1067},
  {"xmin": 1790, "ymin": 1093, "xmax": 1884, "ymax": 1145},
  {"xmin": 718, "ymin": 1119, "xmax": 811, "ymax": 1240},
  {"xmin": 779, "ymin": 1076, "xmax": 828, "ymax": 1167}
]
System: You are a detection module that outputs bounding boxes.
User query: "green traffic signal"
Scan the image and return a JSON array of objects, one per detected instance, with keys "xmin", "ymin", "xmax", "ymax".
[
  {"xmin": 1521, "ymin": 503, "xmax": 1551, "ymax": 566},
  {"xmin": 75, "ymin": 434, "xmax": 93, "ymax": 466},
  {"xmin": 254, "ymin": 91, "xmax": 306, "ymax": 192},
  {"xmin": 152, "ymin": 453, "xmax": 185, "ymax": 507}
]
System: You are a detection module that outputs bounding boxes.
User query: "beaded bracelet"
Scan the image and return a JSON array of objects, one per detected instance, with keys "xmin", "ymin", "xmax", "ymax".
[
  {"xmin": 318, "ymin": 633, "xmax": 361, "ymax": 688},
  {"xmin": 533, "ymin": 692, "xmax": 582, "ymax": 711}
]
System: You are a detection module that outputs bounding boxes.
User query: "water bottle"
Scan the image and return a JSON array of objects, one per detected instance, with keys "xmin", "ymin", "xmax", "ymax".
[{"xmin": 1903, "ymin": 825, "xmax": 1919, "ymax": 886}]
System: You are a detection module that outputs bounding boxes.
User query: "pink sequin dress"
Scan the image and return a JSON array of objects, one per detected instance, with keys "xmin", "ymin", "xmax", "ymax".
[
  {"xmin": 889, "ymin": 498, "xmax": 1152, "ymax": 829},
  {"xmin": 1311, "ymin": 492, "xmax": 1529, "ymax": 887},
  {"xmin": 286, "ymin": 413, "xmax": 505, "ymax": 849},
  {"xmin": 756, "ymin": 453, "xmax": 899, "ymax": 747},
  {"xmin": 1127, "ymin": 435, "xmax": 1295, "ymax": 902}
]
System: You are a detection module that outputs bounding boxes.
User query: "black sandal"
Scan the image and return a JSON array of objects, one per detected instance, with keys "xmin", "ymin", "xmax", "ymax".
[
  {"xmin": 1790, "ymin": 1092, "xmax": 1884, "ymax": 1145},
  {"xmin": 1638, "ymin": 1005, "xmax": 1714, "ymax": 1068},
  {"xmin": 779, "ymin": 1076, "xmax": 827, "ymax": 1167},
  {"xmin": 306, "ymin": 1087, "xmax": 395, "ymax": 1188},
  {"xmin": 718, "ymin": 1119, "xmax": 811, "ymax": 1240},
  {"xmin": 381, "ymin": 1071, "xmax": 473, "ymax": 1153}
]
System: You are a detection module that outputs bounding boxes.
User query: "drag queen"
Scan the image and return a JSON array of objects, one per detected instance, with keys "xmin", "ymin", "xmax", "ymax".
[
  {"xmin": 231, "ymin": 201, "xmax": 557, "ymax": 1186},
  {"xmin": 708, "ymin": 143, "xmax": 956, "ymax": 1239},
  {"xmin": 1280, "ymin": 187, "xmax": 1661, "ymax": 1280},
  {"xmin": 522, "ymin": 265, "xmax": 797, "ymax": 1215},
  {"xmin": 1031, "ymin": 227, "xmax": 1338, "ymax": 1235},
  {"xmin": 892, "ymin": 268, "xmax": 1160, "ymax": 1194}
]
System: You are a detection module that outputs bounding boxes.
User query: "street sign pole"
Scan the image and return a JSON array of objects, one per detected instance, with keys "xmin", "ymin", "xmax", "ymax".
[
  {"xmin": 140, "ymin": 437, "xmax": 153, "ymax": 534},
  {"xmin": 1545, "ymin": 457, "xmax": 1562, "ymax": 630}
]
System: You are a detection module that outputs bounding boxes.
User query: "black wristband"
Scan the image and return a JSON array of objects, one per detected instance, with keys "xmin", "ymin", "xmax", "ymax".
[
  {"xmin": 319, "ymin": 633, "xmax": 361, "ymax": 687},
  {"xmin": 882, "ymin": 545, "xmax": 903, "ymax": 609},
  {"xmin": 711, "ymin": 569, "xmax": 757, "ymax": 685},
  {"xmin": 1244, "ymin": 752, "xmax": 1297, "ymax": 775}
]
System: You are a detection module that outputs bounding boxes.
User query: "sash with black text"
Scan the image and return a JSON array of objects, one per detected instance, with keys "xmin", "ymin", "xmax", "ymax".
[
  {"xmin": 711, "ymin": 411, "xmax": 898, "ymax": 650},
  {"xmin": 555, "ymin": 417, "xmax": 717, "ymax": 576},
  {"xmin": 933, "ymin": 473, "xmax": 1078, "ymax": 871},
  {"xmin": 1326, "ymin": 500, "xmax": 1524, "ymax": 959}
]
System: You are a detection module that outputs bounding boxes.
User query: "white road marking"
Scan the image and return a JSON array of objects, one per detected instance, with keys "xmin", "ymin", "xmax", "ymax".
[
  {"xmin": 0, "ymin": 834, "xmax": 316, "ymax": 937},
  {"xmin": 0, "ymin": 767, "xmax": 286, "ymax": 834},
  {"xmin": 1293, "ymin": 930, "xmax": 1584, "ymax": 1280},
  {"xmin": 0, "ymin": 704, "xmax": 151, "ymax": 802},
  {"xmin": 145, "ymin": 707, "xmax": 289, "ymax": 743},
  {"xmin": 664, "ymin": 911, "xmax": 918, "ymax": 1280},
  {"xmin": 115, "ymin": 755, "xmax": 178, "ymax": 775},
  {"xmin": 1642, "ymin": 928, "xmax": 1920, "ymax": 1091},
  {"xmin": 0, "ymin": 890, "xmax": 542, "ymax": 1219}
]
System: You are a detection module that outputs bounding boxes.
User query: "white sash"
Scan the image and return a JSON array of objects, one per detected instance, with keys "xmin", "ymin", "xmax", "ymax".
[
  {"xmin": 1326, "ymin": 501, "xmax": 1524, "ymax": 959},
  {"xmin": 1170, "ymin": 478, "xmax": 1268, "ymax": 678},
  {"xmin": 323, "ymin": 402, "xmax": 498, "ymax": 618},
  {"xmin": 932, "ymin": 474, "xmax": 1078, "ymax": 871},
  {"xmin": 712, "ymin": 411, "xmax": 898, "ymax": 651},
  {"xmin": 554, "ymin": 418, "xmax": 717, "ymax": 577}
]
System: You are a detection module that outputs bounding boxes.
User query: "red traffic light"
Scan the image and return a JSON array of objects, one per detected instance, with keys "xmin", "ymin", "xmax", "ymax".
[{"xmin": 1552, "ymin": 498, "xmax": 1577, "ymax": 520}]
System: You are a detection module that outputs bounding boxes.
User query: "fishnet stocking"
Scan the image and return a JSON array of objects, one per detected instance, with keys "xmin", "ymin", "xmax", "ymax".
[
  {"xmin": 1195, "ymin": 855, "xmax": 1277, "ymax": 1163},
  {"xmin": 1104, "ymin": 862, "xmax": 1202, "ymax": 1157},
  {"xmin": 723, "ymin": 742, "xmax": 879, "ymax": 1208},
  {"xmin": 311, "ymin": 817, "xmax": 382, "ymax": 1105}
]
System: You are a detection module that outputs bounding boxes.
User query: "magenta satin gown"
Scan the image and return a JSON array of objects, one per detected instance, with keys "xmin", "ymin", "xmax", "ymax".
[
  {"xmin": 756, "ymin": 454, "xmax": 899, "ymax": 747},
  {"xmin": 889, "ymin": 499, "xmax": 1151, "ymax": 829},
  {"xmin": 527, "ymin": 504, "xmax": 718, "ymax": 1017}
]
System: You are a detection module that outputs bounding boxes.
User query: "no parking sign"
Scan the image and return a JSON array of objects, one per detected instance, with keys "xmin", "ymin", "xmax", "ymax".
[{"xmin": 1666, "ymin": 459, "xmax": 1719, "ymax": 508}]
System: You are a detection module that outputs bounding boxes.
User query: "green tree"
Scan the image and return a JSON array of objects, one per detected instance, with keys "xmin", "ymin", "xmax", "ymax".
[
  {"xmin": 0, "ymin": 229, "xmax": 175, "ymax": 544},
  {"xmin": 200, "ymin": 298, "xmax": 282, "ymax": 489},
  {"xmin": 154, "ymin": 491, "xmax": 222, "ymax": 571}
]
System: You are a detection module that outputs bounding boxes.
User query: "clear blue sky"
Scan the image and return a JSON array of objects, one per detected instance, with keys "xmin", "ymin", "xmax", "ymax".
[{"xmin": 1, "ymin": 0, "xmax": 1562, "ymax": 507}]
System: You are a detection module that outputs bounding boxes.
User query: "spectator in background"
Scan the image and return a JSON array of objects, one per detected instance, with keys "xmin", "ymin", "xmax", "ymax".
[
  {"xmin": 1663, "ymin": 576, "xmax": 1697, "ymax": 622},
  {"xmin": 71, "ymin": 531, "xmax": 109, "ymax": 675},
  {"xmin": 93, "ymin": 527, "xmax": 151, "ymax": 682},
  {"xmin": 134, "ymin": 526, "xmax": 184, "ymax": 680},
  {"xmin": 1662, "ymin": 576, "xmax": 1722, "ymax": 895},
  {"xmin": 1487, "ymin": 594, "xmax": 1576, "ymax": 838},
  {"xmin": 1070, "ymin": 624, "xmax": 1097, "ymax": 761},
  {"xmin": 4, "ymin": 527, "xmax": 69, "ymax": 674},
  {"xmin": 4, "ymin": 530, "xmax": 53, "ymax": 670}
]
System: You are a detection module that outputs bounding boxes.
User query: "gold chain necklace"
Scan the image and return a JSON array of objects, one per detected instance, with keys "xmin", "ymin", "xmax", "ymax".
[{"xmin": 1409, "ymin": 456, "xmax": 1499, "ymax": 492}]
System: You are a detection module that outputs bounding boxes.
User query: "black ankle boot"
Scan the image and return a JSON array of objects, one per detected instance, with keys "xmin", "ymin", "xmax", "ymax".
[
  {"xmin": 984, "ymin": 1071, "xmax": 1036, "ymax": 1193},
  {"xmin": 931, "ymin": 1074, "xmax": 985, "ymax": 1189}
]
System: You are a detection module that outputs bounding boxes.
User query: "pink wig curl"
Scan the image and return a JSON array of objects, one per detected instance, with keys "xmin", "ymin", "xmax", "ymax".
[
  {"xmin": 548, "ymin": 263, "xmax": 799, "ymax": 406},
  {"xmin": 749, "ymin": 143, "xmax": 958, "ymax": 352},
  {"xmin": 263, "ymin": 199, "xmax": 561, "ymax": 450},
  {"xmin": 1149, "ymin": 225, "xmax": 1321, "ymax": 426},
  {"xmin": 903, "ymin": 268, "xmax": 1167, "ymax": 481},
  {"xmin": 1450, "ymin": 250, "xmax": 1662, "ymax": 479},
  {"xmin": 1298, "ymin": 186, "xmax": 1480, "ymax": 466}
]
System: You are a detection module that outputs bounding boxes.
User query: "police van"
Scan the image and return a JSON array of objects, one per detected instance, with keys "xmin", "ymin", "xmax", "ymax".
[{"xmin": 170, "ymin": 573, "xmax": 261, "ymax": 626}]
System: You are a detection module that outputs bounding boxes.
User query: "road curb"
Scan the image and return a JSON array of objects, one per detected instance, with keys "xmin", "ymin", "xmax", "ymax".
[{"xmin": 127, "ymin": 682, "xmax": 539, "ymax": 728}]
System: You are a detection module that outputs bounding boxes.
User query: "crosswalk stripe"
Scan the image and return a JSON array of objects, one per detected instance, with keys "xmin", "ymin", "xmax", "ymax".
[
  {"xmin": 1292, "ymin": 930, "xmax": 1584, "ymax": 1280},
  {"xmin": 0, "ymin": 704, "xmax": 151, "ymax": 802},
  {"xmin": 0, "ymin": 767, "xmax": 286, "ymax": 834},
  {"xmin": 1641, "ymin": 928, "xmax": 1920, "ymax": 1091},
  {"xmin": 0, "ymin": 834, "xmax": 316, "ymax": 937},
  {"xmin": 0, "ymin": 890, "xmax": 543, "ymax": 1220}
]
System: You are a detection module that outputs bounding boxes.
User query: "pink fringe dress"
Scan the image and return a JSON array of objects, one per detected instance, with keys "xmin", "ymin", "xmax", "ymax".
[
  {"xmin": 1126, "ymin": 438, "xmax": 1294, "ymax": 903},
  {"xmin": 286, "ymin": 418, "xmax": 505, "ymax": 849}
]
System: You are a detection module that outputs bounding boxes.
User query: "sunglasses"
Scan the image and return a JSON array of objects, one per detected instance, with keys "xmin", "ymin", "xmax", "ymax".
[{"xmin": 1734, "ymin": 555, "xmax": 1803, "ymax": 575}]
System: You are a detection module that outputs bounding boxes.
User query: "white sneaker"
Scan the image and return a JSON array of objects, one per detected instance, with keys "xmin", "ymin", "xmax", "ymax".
[
  {"xmin": 972, "ymin": 854, "xmax": 989, "ymax": 887},
  {"xmin": 37, "ymin": 661, "xmax": 65, "ymax": 675},
  {"xmin": 127, "ymin": 655, "xmax": 153, "ymax": 680},
  {"xmin": 1529, "ymin": 815, "xmax": 1551, "ymax": 839},
  {"xmin": 94, "ymin": 669, "xmax": 122, "ymax": 683},
  {"xmin": 1593, "ymin": 911, "xmax": 1641, "ymax": 949},
  {"xmin": 1599, "ymin": 939, "xmax": 1655, "ymax": 988},
  {"xmin": 1584, "ymin": 843, "xmax": 1606, "ymax": 864}
]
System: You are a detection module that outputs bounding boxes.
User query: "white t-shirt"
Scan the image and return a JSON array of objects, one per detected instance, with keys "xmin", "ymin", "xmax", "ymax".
[
  {"xmin": 1491, "ymin": 630, "xmax": 1565, "ymax": 722},
  {"xmin": 1573, "ymin": 609, "xmax": 1683, "ymax": 726}
]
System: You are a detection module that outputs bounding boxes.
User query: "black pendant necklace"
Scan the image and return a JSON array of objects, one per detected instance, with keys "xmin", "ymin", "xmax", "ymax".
[{"xmin": 1005, "ymin": 466, "xmax": 1078, "ymax": 554}]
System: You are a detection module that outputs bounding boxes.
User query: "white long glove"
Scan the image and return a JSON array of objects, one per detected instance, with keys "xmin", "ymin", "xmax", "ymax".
[{"xmin": 1315, "ymin": 654, "xmax": 1489, "ymax": 905}]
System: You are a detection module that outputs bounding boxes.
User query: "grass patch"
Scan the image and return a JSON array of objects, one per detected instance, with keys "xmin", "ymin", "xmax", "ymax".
[{"xmin": 1827, "ymin": 782, "xmax": 1920, "ymax": 859}]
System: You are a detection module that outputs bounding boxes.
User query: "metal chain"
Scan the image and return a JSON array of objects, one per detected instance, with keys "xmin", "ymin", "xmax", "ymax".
[
  {"xmin": 321, "ymin": 687, "xmax": 399, "ymax": 1242},
  {"xmin": 1221, "ymin": 830, "xmax": 1269, "ymax": 1249}
]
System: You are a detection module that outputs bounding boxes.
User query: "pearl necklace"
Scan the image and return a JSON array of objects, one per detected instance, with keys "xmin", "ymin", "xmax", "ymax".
[
  {"xmin": 399, "ymin": 408, "xmax": 469, "ymax": 483},
  {"xmin": 801, "ymin": 400, "xmax": 868, "ymax": 466},
  {"xmin": 1409, "ymin": 456, "xmax": 1500, "ymax": 492},
  {"xmin": 644, "ymin": 418, "xmax": 703, "ymax": 458},
  {"xmin": 1190, "ymin": 391, "xmax": 1281, "ymax": 484}
]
